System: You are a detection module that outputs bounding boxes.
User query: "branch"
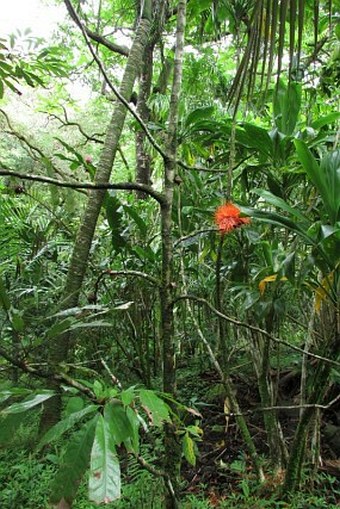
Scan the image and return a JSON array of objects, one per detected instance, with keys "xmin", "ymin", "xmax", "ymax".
[
  {"xmin": 222, "ymin": 392, "xmax": 340, "ymax": 417},
  {"xmin": 0, "ymin": 346, "xmax": 96, "ymax": 400},
  {"xmin": 48, "ymin": 106, "xmax": 105, "ymax": 144},
  {"xmin": 106, "ymin": 269, "xmax": 160, "ymax": 287},
  {"xmin": 174, "ymin": 228, "xmax": 216, "ymax": 247},
  {"xmin": 0, "ymin": 168, "xmax": 165, "ymax": 205},
  {"xmin": 64, "ymin": 0, "xmax": 129, "ymax": 57},
  {"xmin": 63, "ymin": 0, "xmax": 168, "ymax": 162},
  {"xmin": 173, "ymin": 295, "xmax": 340, "ymax": 367}
]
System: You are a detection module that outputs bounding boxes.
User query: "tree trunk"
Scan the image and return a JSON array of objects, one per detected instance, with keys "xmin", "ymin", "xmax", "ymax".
[
  {"xmin": 40, "ymin": 2, "xmax": 153, "ymax": 435},
  {"xmin": 161, "ymin": 1, "xmax": 186, "ymax": 507}
]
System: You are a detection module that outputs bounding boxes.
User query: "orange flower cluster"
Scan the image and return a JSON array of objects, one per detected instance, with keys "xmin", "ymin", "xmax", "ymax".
[{"xmin": 214, "ymin": 202, "xmax": 251, "ymax": 234}]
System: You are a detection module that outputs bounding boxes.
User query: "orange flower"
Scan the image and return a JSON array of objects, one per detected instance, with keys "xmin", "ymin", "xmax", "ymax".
[{"xmin": 214, "ymin": 202, "xmax": 250, "ymax": 234}]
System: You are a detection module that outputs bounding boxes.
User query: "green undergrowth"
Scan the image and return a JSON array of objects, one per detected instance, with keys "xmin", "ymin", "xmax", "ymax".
[{"xmin": 0, "ymin": 442, "xmax": 339, "ymax": 509}]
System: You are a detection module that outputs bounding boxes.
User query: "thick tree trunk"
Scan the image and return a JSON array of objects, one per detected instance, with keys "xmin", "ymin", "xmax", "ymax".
[{"xmin": 40, "ymin": 2, "xmax": 153, "ymax": 435}]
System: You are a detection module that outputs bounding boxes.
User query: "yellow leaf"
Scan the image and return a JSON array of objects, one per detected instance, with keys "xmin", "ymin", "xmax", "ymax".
[
  {"xmin": 314, "ymin": 271, "xmax": 334, "ymax": 314},
  {"xmin": 258, "ymin": 274, "xmax": 287, "ymax": 295}
]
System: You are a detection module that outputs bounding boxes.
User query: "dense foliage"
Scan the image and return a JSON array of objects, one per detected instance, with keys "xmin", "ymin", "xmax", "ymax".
[{"xmin": 0, "ymin": 1, "xmax": 339, "ymax": 508}]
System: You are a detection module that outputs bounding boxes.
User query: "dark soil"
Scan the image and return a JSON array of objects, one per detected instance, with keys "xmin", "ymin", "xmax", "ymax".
[{"xmin": 178, "ymin": 368, "xmax": 340, "ymax": 504}]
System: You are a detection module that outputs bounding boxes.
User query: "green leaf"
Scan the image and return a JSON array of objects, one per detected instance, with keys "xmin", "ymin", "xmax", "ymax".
[
  {"xmin": 182, "ymin": 432, "xmax": 196, "ymax": 466},
  {"xmin": 139, "ymin": 389, "xmax": 170, "ymax": 427},
  {"xmin": 2, "ymin": 391, "xmax": 55, "ymax": 415},
  {"xmin": 50, "ymin": 415, "xmax": 98, "ymax": 505},
  {"xmin": 104, "ymin": 192, "xmax": 126, "ymax": 252},
  {"xmin": 9, "ymin": 307, "xmax": 25, "ymax": 332},
  {"xmin": 274, "ymin": 80, "xmax": 301, "ymax": 135},
  {"xmin": 0, "ymin": 413, "xmax": 25, "ymax": 445},
  {"xmin": 104, "ymin": 401, "xmax": 134, "ymax": 447},
  {"xmin": 311, "ymin": 112, "xmax": 340, "ymax": 130},
  {"xmin": 185, "ymin": 106, "xmax": 215, "ymax": 127},
  {"xmin": 54, "ymin": 137, "xmax": 84, "ymax": 163},
  {"xmin": 89, "ymin": 414, "xmax": 121, "ymax": 504},
  {"xmin": 0, "ymin": 387, "xmax": 30, "ymax": 403},
  {"xmin": 120, "ymin": 386, "xmax": 136, "ymax": 406},
  {"xmin": 253, "ymin": 189, "xmax": 309, "ymax": 224},
  {"xmin": 46, "ymin": 317, "xmax": 74, "ymax": 339},
  {"xmin": 37, "ymin": 405, "xmax": 97, "ymax": 450},
  {"xmin": 125, "ymin": 406, "xmax": 140, "ymax": 453},
  {"xmin": 0, "ymin": 276, "xmax": 11, "ymax": 311},
  {"xmin": 295, "ymin": 141, "xmax": 340, "ymax": 224},
  {"xmin": 241, "ymin": 206, "xmax": 314, "ymax": 245},
  {"xmin": 238, "ymin": 123, "xmax": 273, "ymax": 156},
  {"xmin": 65, "ymin": 396, "xmax": 84, "ymax": 415},
  {"xmin": 123, "ymin": 205, "xmax": 147, "ymax": 235}
]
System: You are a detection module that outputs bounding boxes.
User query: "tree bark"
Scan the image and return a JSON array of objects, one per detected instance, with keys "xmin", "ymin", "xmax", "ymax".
[
  {"xmin": 40, "ymin": 1, "xmax": 153, "ymax": 434},
  {"xmin": 160, "ymin": 1, "xmax": 186, "ymax": 507}
]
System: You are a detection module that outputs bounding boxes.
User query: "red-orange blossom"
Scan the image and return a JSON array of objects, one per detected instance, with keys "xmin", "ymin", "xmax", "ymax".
[{"xmin": 214, "ymin": 202, "xmax": 251, "ymax": 234}]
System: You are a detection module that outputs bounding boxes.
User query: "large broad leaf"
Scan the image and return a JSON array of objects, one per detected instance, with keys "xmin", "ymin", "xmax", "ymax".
[
  {"xmin": 50, "ymin": 415, "xmax": 98, "ymax": 506},
  {"xmin": 139, "ymin": 390, "xmax": 170, "ymax": 427},
  {"xmin": 37, "ymin": 405, "xmax": 97, "ymax": 450},
  {"xmin": 89, "ymin": 414, "xmax": 121, "ymax": 505},
  {"xmin": 295, "ymin": 141, "xmax": 340, "ymax": 225},
  {"xmin": 2, "ymin": 391, "xmax": 55, "ymax": 414},
  {"xmin": 104, "ymin": 401, "xmax": 134, "ymax": 448}
]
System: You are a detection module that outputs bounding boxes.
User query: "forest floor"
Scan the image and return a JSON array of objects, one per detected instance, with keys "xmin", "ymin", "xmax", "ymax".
[{"xmin": 178, "ymin": 367, "xmax": 340, "ymax": 507}]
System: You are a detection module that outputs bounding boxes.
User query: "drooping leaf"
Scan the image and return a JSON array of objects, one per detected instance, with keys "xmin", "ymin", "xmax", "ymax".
[
  {"xmin": 50, "ymin": 415, "xmax": 98, "ymax": 505},
  {"xmin": 37, "ymin": 405, "xmax": 97, "ymax": 450},
  {"xmin": 139, "ymin": 390, "xmax": 170, "ymax": 427},
  {"xmin": 2, "ymin": 391, "xmax": 55, "ymax": 415},
  {"xmin": 104, "ymin": 401, "xmax": 134, "ymax": 448},
  {"xmin": 258, "ymin": 274, "xmax": 288, "ymax": 295},
  {"xmin": 89, "ymin": 414, "xmax": 121, "ymax": 504}
]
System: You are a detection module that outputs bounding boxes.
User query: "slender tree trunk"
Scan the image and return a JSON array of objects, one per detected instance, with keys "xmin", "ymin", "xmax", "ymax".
[
  {"xmin": 161, "ymin": 1, "xmax": 186, "ymax": 507},
  {"xmin": 39, "ymin": 2, "xmax": 153, "ymax": 434},
  {"xmin": 136, "ymin": 43, "xmax": 154, "ymax": 196}
]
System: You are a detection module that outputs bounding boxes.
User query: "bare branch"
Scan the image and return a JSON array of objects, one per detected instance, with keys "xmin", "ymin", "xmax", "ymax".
[
  {"xmin": 173, "ymin": 295, "xmax": 340, "ymax": 367},
  {"xmin": 0, "ymin": 168, "xmax": 165, "ymax": 205},
  {"xmin": 64, "ymin": 0, "xmax": 129, "ymax": 57}
]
